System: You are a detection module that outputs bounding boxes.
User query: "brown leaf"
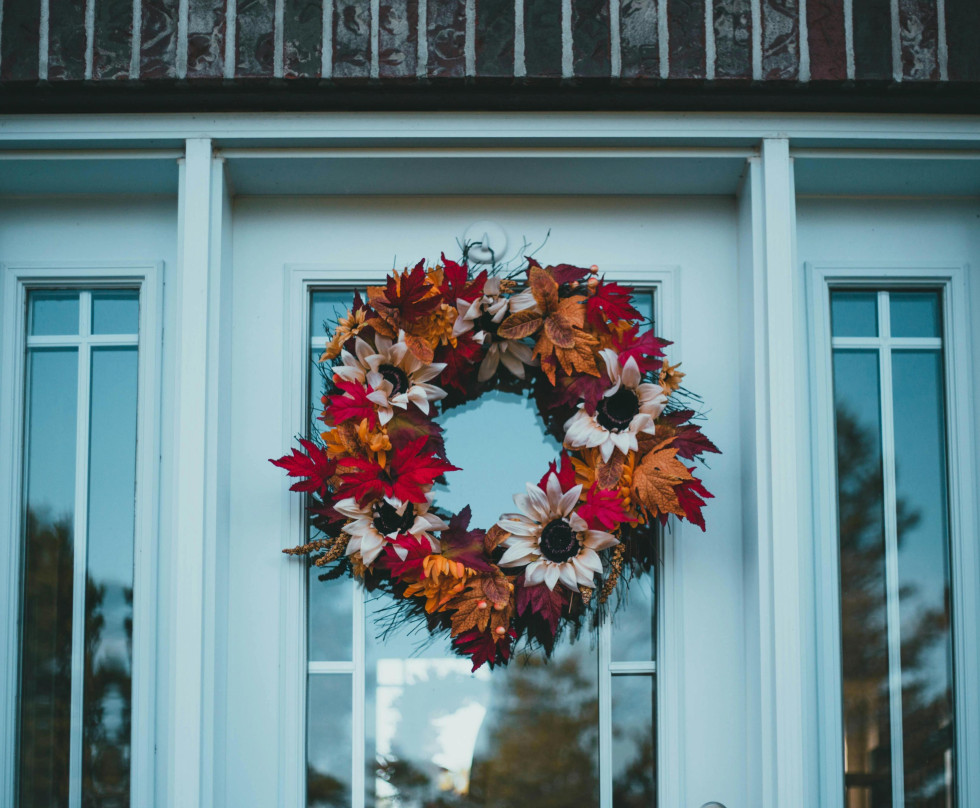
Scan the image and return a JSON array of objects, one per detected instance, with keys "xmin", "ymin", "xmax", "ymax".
[
  {"xmin": 498, "ymin": 309, "xmax": 544, "ymax": 340},
  {"xmin": 632, "ymin": 445, "xmax": 693, "ymax": 518},
  {"xmin": 544, "ymin": 312, "xmax": 576, "ymax": 348},
  {"xmin": 530, "ymin": 267, "xmax": 559, "ymax": 312},
  {"xmin": 556, "ymin": 295, "xmax": 587, "ymax": 329},
  {"xmin": 555, "ymin": 338, "xmax": 599, "ymax": 377},
  {"xmin": 404, "ymin": 333, "xmax": 435, "ymax": 363},
  {"xmin": 449, "ymin": 571, "xmax": 515, "ymax": 637},
  {"xmin": 597, "ymin": 451, "xmax": 626, "ymax": 489},
  {"xmin": 480, "ymin": 572, "xmax": 514, "ymax": 607},
  {"xmin": 484, "ymin": 524, "xmax": 510, "ymax": 553}
]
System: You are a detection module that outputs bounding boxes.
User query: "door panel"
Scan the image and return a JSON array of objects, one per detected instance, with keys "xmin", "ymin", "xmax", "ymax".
[{"xmin": 227, "ymin": 196, "xmax": 745, "ymax": 807}]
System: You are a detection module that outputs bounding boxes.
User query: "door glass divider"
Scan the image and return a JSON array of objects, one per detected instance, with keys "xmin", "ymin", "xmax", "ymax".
[
  {"xmin": 352, "ymin": 582, "xmax": 366, "ymax": 808},
  {"xmin": 598, "ymin": 605, "xmax": 613, "ymax": 808},
  {"xmin": 67, "ymin": 291, "xmax": 92, "ymax": 808}
]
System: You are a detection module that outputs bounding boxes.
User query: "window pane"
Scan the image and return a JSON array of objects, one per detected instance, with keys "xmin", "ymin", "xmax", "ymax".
[
  {"xmin": 632, "ymin": 289, "xmax": 655, "ymax": 328},
  {"xmin": 832, "ymin": 349, "xmax": 892, "ymax": 805},
  {"xmin": 612, "ymin": 675, "xmax": 656, "ymax": 808},
  {"xmin": 365, "ymin": 597, "xmax": 599, "ymax": 808},
  {"xmin": 889, "ymin": 291, "xmax": 941, "ymax": 339},
  {"xmin": 30, "ymin": 291, "xmax": 79, "ymax": 336},
  {"xmin": 831, "ymin": 292, "xmax": 878, "ymax": 338},
  {"xmin": 311, "ymin": 290, "xmax": 354, "ymax": 346},
  {"xmin": 82, "ymin": 347, "xmax": 138, "ymax": 806},
  {"xmin": 611, "ymin": 576, "xmax": 656, "ymax": 662},
  {"xmin": 891, "ymin": 350, "xmax": 954, "ymax": 805},
  {"xmin": 307, "ymin": 674, "xmax": 352, "ymax": 808},
  {"xmin": 91, "ymin": 291, "xmax": 139, "ymax": 335},
  {"xmin": 308, "ymin": 570, "xmax": 353, "ymax": 662},
  {"xmin": 19, "ymin": 348, "xmax": 79, "ymax": 808}
]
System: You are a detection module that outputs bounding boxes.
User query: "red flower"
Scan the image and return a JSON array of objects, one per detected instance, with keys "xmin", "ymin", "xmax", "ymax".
[
  {"xmin": 577, "ymin": 484, "xmax": 631, "ymax": 531},
  {"xmin": 324, "ymin": 379, "xmax": 379, "ymax": 428}
]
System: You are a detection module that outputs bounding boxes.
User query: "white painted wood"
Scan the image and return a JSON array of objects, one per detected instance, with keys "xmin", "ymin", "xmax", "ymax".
[{"xmin": 168, "ymin": 138, "xmax": 217, "ymax": 808}]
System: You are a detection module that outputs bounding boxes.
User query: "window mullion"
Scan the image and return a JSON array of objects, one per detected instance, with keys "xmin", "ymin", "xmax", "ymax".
[
  {"xmin": 352, "ymin": 582, "xmax": 366, "ymax": 808},
  {"xmin": 598, "ymin": 611, "xmax": 613, "ymax": 808},
  {"xmin": 67, "ymin": 292, "xmax": 92, "ymax": 808},
  {"xmin": 876, "ymin": 292, "xmax": 905, "ymax": 808}
]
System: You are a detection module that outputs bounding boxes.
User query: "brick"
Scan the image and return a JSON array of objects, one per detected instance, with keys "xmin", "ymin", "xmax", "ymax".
[
  {"xmin": 1, "ymin": 0, "xmax": 40, "ymax": 80},
  {"xmin": 572, "ymin": 0, "xmax": 610, "ymax": 78},
  {"xmin": 93, "ymin": 0, "xmax": 134, "ymax": 78},
  {"xmin": 713, "ymin": 0, "xmax": 751, "ymax": 78},
  {"xmin": 524, "ymin": 0, "xmax": 562, "ymax": 77},
  {"xmin": 48, "ymin": 0, "xmax": 87, "ymax": 80},
  {"xmin": 807, "ymin": 0, "xmax": 845, "ymax": 80},
  {"xmin": 187, "ymin": 0, "xmax": 227, "ymax": 77},
  {"xmin": 899, "ymin": 0, "xmax": 938, "ymax": 80},
  {"xmin": 945, "ymin": 0, "xmax": 980, "ymax": 80},
  {"xmin": 333, "ymin": 0, "xmax": 371, "ymax": 78},
  {"xmin": 476, "ymin": 0, "xmax": 515, "ymax": 76},
  {"xmin": 619, "ymin": 0, "xmax": 658, "ymax": 79},
  {"xmin": 853, "ymin": 0, "xmax": 892, "ymax": 79},
  {"xmin": 236, "ymin": 0, "xmax": 276, "ymax": 76},
  {"xmin": 284, "ymin": 0, "xmax": 324, "ymax": 77},
  {"xmin": 141, "ymin": 0, "xmax": 180, "ymax": 78},
  {"xmin": 427, "ymin": 0, "xmax": 465, "ymax": 77},
  {"xmin": 668, "ymin": 0, "xmax": 705, "ymax": 78},
  {"xmin": 379, "ymin": 0, "xmax": 418, "ymax": 78},
  {"xmin": 762, "ymin": 0, "xmax": 799, "ymax": 79}
]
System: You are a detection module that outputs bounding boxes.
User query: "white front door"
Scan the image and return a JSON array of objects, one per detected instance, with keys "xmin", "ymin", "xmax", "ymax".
[{"xmin": 226, "ymin": 195, "xmax": 745, "ymax": 808}]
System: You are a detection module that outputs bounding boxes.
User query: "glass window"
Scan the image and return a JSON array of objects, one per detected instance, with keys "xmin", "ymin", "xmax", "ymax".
[
  {"xmin": 829, "ymin": 289, "xmax": 954, "ymax": 808},
  {"xmin": 18, "ymin": 289, "xmax": 140, "ymax": 808},
  {"xmin": 304, "ymin": 284, "xmax": 660, "ymax": 807}
]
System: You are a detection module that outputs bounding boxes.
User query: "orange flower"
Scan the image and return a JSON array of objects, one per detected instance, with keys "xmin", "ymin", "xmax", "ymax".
[
  {"xmin": 403, "ymin": 554, "xmax": 470, "ymax": 613},
  {"xmin": 321, "ymin": 418, "xmax": 392, "ymax": 466},
  {"xmin": 319, "ymin": 307, "xmax": 369, "ymax": 362},
  {"xmin": 658, "ymin": 358, "xmax": 685, "ymax": 396}
]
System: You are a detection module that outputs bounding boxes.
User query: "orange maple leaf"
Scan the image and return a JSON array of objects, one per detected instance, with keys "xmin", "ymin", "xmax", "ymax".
[{"xmin": 631, "ymin": 442, "xmax": 694, "ymax": 518}]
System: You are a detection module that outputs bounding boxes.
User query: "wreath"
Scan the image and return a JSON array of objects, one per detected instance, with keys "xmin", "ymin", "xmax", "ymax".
[{"xmin": 273, "ymin": 253, "xmax": 719, "ymax": 670}]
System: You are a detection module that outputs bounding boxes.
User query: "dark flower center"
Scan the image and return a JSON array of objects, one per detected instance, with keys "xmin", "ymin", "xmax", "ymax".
[
  {"xmin": 595, "ymin": 386, "xmax": 640, "ymax": 432},
  {"xmin": 539, "ymin": 519, "xmax": 580, "ymax": 563},
  {"xmin": 373, "ymin": 501, "xmax": 415, "ymax": 536},
  {"xmin": 475, "ymin": 311, "xmax": 498, "ymax": 338},
  {"xmin": 378, "ymin": 363, "xmax": 410, "ymax": 397}
]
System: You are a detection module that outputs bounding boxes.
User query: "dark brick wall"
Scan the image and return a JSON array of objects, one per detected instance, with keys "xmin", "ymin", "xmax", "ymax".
[{"xmin": 1, "ymin": 0, "xmax": 978, "ymax": 109}]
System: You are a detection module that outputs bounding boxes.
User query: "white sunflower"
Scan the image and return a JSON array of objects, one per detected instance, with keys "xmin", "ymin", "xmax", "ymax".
[
  {"xmin": 563, "ymin": 349, "xmax": 668, "ymax": 462},
  {"xmin": 452, "ymin": 276, "xmax": 510, "ymax": 338},
  {"xmin": 337, "ymin": 494, "xmax": 448, "ymax": 566},
  {"xmin": 332, "ymin": 334, "xmax": 447, "ymax": 425},
  {"xmin": 495, "ymin": 472, "xmax": 618, "ymax": 591}
]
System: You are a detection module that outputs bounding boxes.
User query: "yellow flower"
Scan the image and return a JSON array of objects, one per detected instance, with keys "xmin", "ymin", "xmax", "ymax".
[
  {"xmin": 319, "ymin": 307, "xmax": 369, "ymax": 362},
  {"xmin": 658, "ymin": 358, "xmax": 685, "ymax": 396},
  {"xmin": 321, "ymin": 418, "xmax": 391, "ymax": 466}
]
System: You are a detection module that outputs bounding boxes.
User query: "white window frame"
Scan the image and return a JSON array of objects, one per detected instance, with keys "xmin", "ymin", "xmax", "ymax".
[
  {"xmin": 278, "ymin": 261, "xmax": 685, "ymax": 808},
  {"xmin": 806, "ymin": 263, "xmax": 980, "ymax": 807},
  {"xmin": 0, "ymin": 262, "xmax": 163, "ymax": 808}
]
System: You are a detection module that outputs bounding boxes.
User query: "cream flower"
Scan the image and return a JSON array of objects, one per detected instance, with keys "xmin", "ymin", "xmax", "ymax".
[
  {"xmin": 333, "ymin": 335, "xmax": 446, "ymax": 425},
  {"xmin": 495, "ymin": 472, "xmax": 618, "ymax": 591},
  {"xmin": 452, "ymin": 277, "xmax": 510, "ymax": 338},
  {"xmin": 563, "ymin": 349, "xmax": 668, "ymax": 462},
  {"xmin": 478, "ymin": 339, "xmax": 536, "ymax": 382},
  {"xmin": 337, "ymin": 494, "xmax": 448, "ymax": 566}
]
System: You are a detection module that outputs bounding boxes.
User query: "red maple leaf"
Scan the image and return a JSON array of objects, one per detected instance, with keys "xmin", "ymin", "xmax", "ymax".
[
  {"xmin": 547, "ymin": 369, "xmax": 610, "ymax": 413},
  {"xmin": 658, "ymin": 411, "xmax": 721, "ymax": 460},
  {"xmin": 577, "ymin": 484, "xmax": 632, "ymax": 530},
  {"xmin": 550, "ymin": 263, "xmax": 590, "ymax": 285},
  {"xmin": 381, "ymin": 535, "xmax": 432, "ymax": 580},
  {"xmin": 335, "ymin": 438, "xmax": 458, "ymax": 505},
  {"xmin": 675, "ymin": 474, "xmax": 713, "ymax": 531},
  {"xmin": 453, "ymin": 626, "xmax": 516, "ymax": 672},
  {"xmin": 433, "ymin": 330, "xmax": 484, "ymax": 394},
  {"xmin": 270, "ymin": 439, "xmax": 336, "ymax": 494},
  {"xmin": 586, "ymin": 280, "xmax": 642, "ymax": 330},
  {"xmin": 515, "ymin": 573, "xmax": 568, "ymax": 636},
  {"xmin": 611, "ymin": 325, "xmax": 669, "ymax": 374},
  {"xmin": 537, "ymin": 453, "xmax": 577, "ymax": 493},
  {"xmin": 439, "ymin": 506, "xmax": 494, "ymax": 573},
  {"xmin": 439, "ymin": 253, "xmax": 487, "ymax": 303},
  {"xmin": 375, "ymin": 260, "xmax": 443, "ymax": 321},
  {"xmin": 324, "ymin": 379, "xmax": 379, "ymax": 428}
]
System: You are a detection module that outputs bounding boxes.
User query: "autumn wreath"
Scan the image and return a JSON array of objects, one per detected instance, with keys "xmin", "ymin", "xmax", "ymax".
[{"xmin": 273, "ymin": 254, "xmax": 718, "ymax": 670}]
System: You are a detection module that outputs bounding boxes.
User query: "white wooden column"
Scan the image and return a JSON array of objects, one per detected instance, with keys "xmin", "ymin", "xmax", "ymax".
[
  {"xmin": 738, "ymin": 138, "xmax": 817, "ymax": 808},
  {"xmin": 168, "ymin": 138, "xmax": 230, "ymax": 808}
]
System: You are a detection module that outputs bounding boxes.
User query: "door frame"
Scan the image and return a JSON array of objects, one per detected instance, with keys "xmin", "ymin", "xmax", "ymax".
[{"xmin": 0, "ymin": 112, "xmax": 979, "ymax": 808}]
